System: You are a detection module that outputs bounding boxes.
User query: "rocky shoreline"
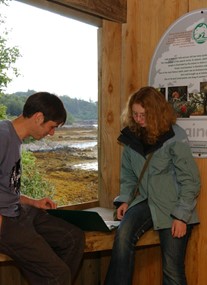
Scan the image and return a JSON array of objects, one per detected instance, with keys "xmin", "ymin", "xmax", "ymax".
[{"xmin": 26, "ymin": 126, "xmax": 98, "ymax": 206}]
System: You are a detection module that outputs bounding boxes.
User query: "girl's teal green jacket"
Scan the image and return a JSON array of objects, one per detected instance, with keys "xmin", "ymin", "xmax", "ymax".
[{"xmin": 114, "ymin": 124, "xmax": 201, "ymax": 230}]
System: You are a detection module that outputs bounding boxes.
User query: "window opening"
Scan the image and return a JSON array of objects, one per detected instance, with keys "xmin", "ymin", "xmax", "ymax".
[{"xmin": 1, "ymin": 0, "xmax": 98, "ymax": 206}]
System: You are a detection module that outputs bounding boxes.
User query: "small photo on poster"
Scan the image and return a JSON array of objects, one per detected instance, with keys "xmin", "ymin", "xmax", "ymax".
[
  {"xmin": 189, "ymin": 92, "xmax": 207, "ymax": 116},
  {"xmin": 200, "ymin": 82, "xmax": 207, "ymax": 94},
  {"xmin": 168, "ymin": 86, "xmax": 188, "ymax": 102},
  {"xmin": 168, "ymin": 86, "xmax": 192, "ymax": 118}
]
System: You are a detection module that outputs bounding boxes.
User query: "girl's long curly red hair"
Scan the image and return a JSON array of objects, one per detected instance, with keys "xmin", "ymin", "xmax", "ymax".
[{"xmin": 122, "ymin": 86, "xmax": 177, "ymax": 144}]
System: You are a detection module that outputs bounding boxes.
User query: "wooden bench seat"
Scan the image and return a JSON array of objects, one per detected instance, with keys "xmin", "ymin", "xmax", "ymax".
[
  {"xmin": 0, "ymin": 207, "xmax": 160, "ymax": 261},
  {"xmin": 84, "ymin": 228, "xmax": 159, "ymax": 252},
  {"xmin": 84, "ymin": 206, "xmax": 160, "ymax": 252},
  {"xmin": 0, "ymin": 229, "xmax": 159, "ymax": 262}
]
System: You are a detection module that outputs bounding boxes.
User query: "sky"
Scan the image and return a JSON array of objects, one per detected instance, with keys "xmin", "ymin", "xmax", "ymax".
[{"xmin": 1, "ymin": 0, "xmax": 98, "ymax": 102}]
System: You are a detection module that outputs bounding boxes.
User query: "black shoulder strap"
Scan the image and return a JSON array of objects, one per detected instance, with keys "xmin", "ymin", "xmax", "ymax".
[{"xmin": 129, "ymin": 152, "xmax": 153, "ymax": 205}]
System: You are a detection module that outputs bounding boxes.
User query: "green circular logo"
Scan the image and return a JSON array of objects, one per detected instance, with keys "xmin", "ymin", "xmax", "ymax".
[{"xmin": 193, "ymin": 23, "xmax": 207, "ymax": 44}]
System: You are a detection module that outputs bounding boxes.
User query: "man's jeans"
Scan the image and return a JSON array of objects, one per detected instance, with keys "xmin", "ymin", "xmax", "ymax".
[
  {"xmin": 104, "ymin": 200, "xmax": 192, "ymax": 285},
  {"xmin": 0, "ymin": 205, "xmax": 85, "ymax": 285}
]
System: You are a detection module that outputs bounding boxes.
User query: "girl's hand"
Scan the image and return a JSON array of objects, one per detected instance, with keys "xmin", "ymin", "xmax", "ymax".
[
  {"xmin": 117, "ymin": 202, "xmax": 129, "ymax": 220},
  {"xmin": 171, "ymin": 219, "xmax": 187, "ymax": 238}
]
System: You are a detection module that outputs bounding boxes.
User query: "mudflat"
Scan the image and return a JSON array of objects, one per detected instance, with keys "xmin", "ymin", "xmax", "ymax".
[{"xmin": 32, "ymin": 126, "xmax": 98, "ymax": 206}]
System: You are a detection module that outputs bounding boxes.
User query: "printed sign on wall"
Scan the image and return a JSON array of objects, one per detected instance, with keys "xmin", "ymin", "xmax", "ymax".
[{"xmin": 148, "ymin": 8, "xmax": 207, "ymax": 157}]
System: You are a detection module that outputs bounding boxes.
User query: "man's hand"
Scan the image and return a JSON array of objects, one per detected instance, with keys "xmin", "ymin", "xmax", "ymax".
[
  {"xmin": 33, "ymin": 197, "xmax": 57, "ymax": 209},
  {"xmin": 20, "ymin": 195, "xmax": 57, "ymax": 209},
  {"xmin": 171, "ymin": 219, "xmax": 187, "ymax": 238}
]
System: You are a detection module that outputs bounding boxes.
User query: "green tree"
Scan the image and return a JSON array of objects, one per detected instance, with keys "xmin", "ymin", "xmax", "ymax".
[
  {"xmin": 0, "ymin": 0, "xmax": 21, "ymax": 94},
  {"xmin": 0, "ymin": 0, "xmax": 21, "ymax": 118},
  {"xmin": 0, "ymin": 93, "xmax": 25, "ymax": 116},
  {"xmin": 0, "ymin": 103, "xmax": 6, "ymax": 119}
]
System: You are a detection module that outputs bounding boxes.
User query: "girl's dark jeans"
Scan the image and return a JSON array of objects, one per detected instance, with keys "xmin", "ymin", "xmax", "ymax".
[{"xmin": 104, "ymin": 200, "xmax": 192, "ymax": 285}]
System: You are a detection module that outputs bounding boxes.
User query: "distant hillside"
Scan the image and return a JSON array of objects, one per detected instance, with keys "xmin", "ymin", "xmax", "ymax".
[
  {"xmin": 60, "ymin": 95, "xmax": 97, "ymax": 121},
  {"xmin": 0, "ymin": 90, "xmax": 97, "ymax": 124}
]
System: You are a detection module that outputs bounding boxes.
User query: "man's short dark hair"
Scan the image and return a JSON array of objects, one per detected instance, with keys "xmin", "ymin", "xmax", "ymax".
[{"xmin": 23, "ymin": 92, "xmax": 67, "ymax": 125}]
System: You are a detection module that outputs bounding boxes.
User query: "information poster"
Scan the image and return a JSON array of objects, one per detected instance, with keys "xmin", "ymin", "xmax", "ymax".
[{"xmin": 148, "ymin": 9, "xmax": 207, "ymax": 157}]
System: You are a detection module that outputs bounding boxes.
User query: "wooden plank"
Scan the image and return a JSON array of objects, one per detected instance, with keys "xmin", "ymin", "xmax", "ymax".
[
  {"xmin": 74, "ymin": 254, "xmax": 100, "ymax": 285},
  {"xmin": 0, "ymin": 229, "xmax": 159, "ymax": 285},
  {"xmin": 58, "ymin": 201, "xmax": 99, "ymax": 210},
  {"xmin": 133, "ymin": 246, "xmax": 162, "ymax": 285},
  {"xmin": 84, "ymin": 229, "xmax": 160, "ymax": 252},
  {"xmin": 189, "ymin": 0, "xmax": 207, "ymax": 10},
  {"xmin": 17, "ymin": 0, "xmax": 103, "ymax": 26},
  {"xmin": 48, "ymin": 0, "xmax": 127, "ymax": 23},
  {"xmin": 0, "ymin": 263, "xmax": 28, "ymax": 285},
  {"xmin": 0, "ymin": 229, "xmax": 159, "ymax": 261},
  {"xmin": 98, "ymin": 21, "xmax": 122, "ymax": 208},
  {"xmin": 99, "ymin": 236, "xmax": 161, "ymax": 285},
  {"xmin": 185, "ymin": 158, "xmax": 207, "ymax": 285}
]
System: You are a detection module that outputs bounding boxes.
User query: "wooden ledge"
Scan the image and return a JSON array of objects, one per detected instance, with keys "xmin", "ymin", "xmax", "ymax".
[
  {"xmin": 84, "ymin": 229, "xmax": 160, "ymax": 252},
  {"xmin": 0, "ymin": 229, "xmax": 159, "ymax": 262},
  {"xmin": 0, "ymin": 208, "xmax": 160, "ymax": 261},
  {"xmin": 82, "ymin": 207, "xmax": 160, "ymax": 252}
]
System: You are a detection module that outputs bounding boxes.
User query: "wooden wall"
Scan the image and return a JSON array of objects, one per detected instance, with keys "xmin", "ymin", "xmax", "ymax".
[
  {"xmin": 100, "ymin": 0, "xmax": 190, "ymax": 207},
  {"xmin": 99, "ymin": 0, "xmax": 207, "ymax": 285}
]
